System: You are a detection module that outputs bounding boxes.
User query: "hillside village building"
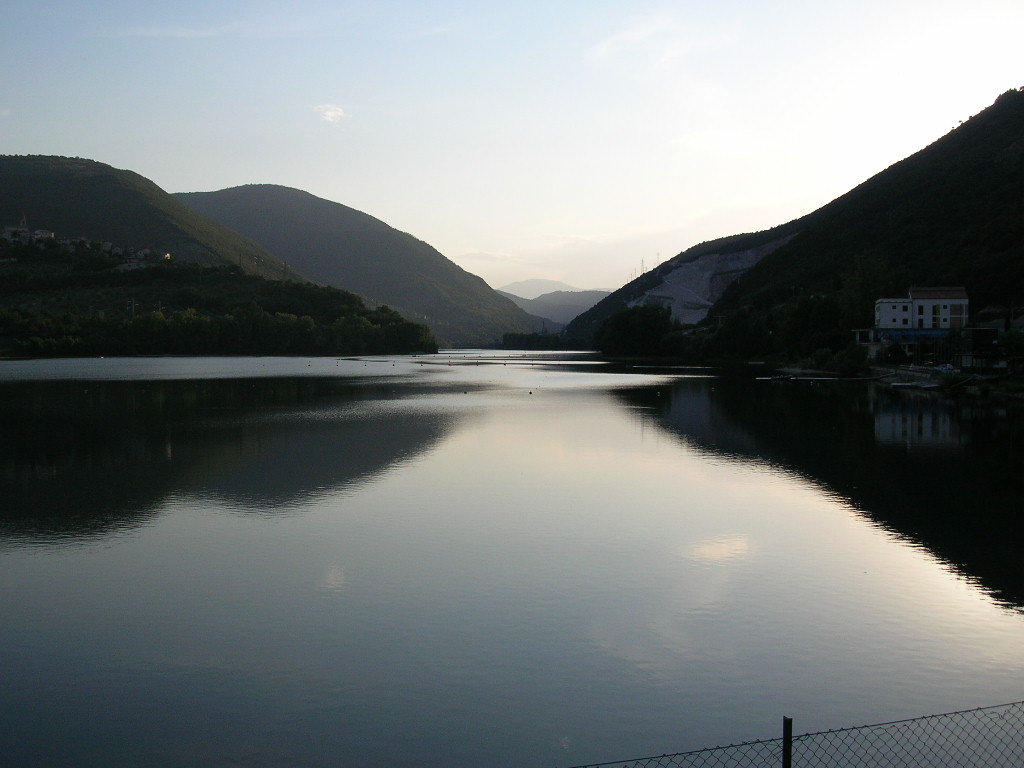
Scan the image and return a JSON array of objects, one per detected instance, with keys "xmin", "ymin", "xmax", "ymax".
[
  {"xmin": 855, "ymin": 287, "xmax": 972, "ymax": 364},
  {"xmin": 3, "ymin": 221, "xmax": 172, "ymax": 265},
  {"xmin": 875, "ymin": 287, "xmax": 969, "ymax": 331}
]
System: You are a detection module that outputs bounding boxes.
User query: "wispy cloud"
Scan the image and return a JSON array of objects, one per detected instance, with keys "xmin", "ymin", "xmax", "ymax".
[
  {"xmin": 314, "ymin": 104, "xmax": 346, "ymax": 124},
  {"xmin": 588, "ymin": 11, "xmax": 736, "ymax": 72},
  {"xmin": 103, "ymin": 10, "xmax": 324, "ymax": 39},
  {"xmin": 588, "ymin": 13, "xmax": 677, "ymax": 62},
  {"xmin": 459, "ymin": 250, "xmax": 532, "ymax": 265},
  {"xmin": 400, "ymin": 19, "xmax": 471, "ymax": 41},
  {"xmin": 104, "ymin": 23, "xmax": 232, "ymax": 39}
]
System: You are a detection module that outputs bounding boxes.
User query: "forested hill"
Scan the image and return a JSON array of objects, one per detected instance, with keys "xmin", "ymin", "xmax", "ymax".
[
  {"xmin": 175, "ymin": 185, "xmax": 542, "ymax": 346},
  {"xmin": 567, "ymin": 88, "xmax": 1024, "ymax": 357},
  {"xmin": 0, "ymin": 156, "xmax": 301, "ymax": 281},
  {"xmin": 0, "ymin": 243, "xmax": 436, "ymax": 357},
  {"xmin": 712, "ymin": 88, "xmax": 1024, "ymax": 325}
]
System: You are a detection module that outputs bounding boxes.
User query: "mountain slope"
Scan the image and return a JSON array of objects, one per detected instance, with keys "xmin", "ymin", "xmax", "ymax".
[
  {"xmin": 712, "ymin": 88, "xmax": 1024, "ymax": 322},
  {"xmin": 565, "ymin": 223, "xmax": 805, "ymax": 344},
  {"xmin": 175, "ymin": 185, "xmax": 540, "ymax": 346},
  {"xmin": 0, "ymin": 156, "xmax": 300, "ymax": 280},
  {"xmin": 567, "ymin": 88, "xmax": 1024, "ymax": 347}
]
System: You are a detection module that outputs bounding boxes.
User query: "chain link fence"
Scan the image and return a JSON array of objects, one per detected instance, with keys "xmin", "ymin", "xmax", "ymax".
[{"xmin": 566, "ymin": 700, "xmax": 1024, "ymax": 768}]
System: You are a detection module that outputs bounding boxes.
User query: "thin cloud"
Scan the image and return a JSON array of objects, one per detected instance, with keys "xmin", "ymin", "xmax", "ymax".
[
  {"xmin": 103, "ymin": 10, "xmax": 322, "ymax": 39},
  {"xmin": 459, "ymin": 250, "xmax": 536, "ymax": 266},
  {"xmin": 401, "ymin": 20, "xmax": 470, "ymax": 41},
  {"xmin": 314, "ymin": 104, "xmax": 346, "ymax": 124},
  {"xmin": 104, "ymin": 23, "xmax": 230, "ymax": 39},
  {"xmin": 588, "ymin": 12, "xmax": 736, "ymax": 73},
  {"xmin": 588, "ymin": 13, "xmax": 677, "ymax": 62}
]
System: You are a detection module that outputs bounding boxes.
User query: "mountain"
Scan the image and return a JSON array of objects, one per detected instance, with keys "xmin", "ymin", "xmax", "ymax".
[
  {"xmin": 564, "ymin": 224, "xmax": 804, "ymax": 345},
  {"xmin": 713, "ymin": 89, "xmax": 1024, "ymax": 321},
  {"xmin": 0, "ymin": 156, "xmax": 300, "ymax": 280},
  {"xmin": 175, "ymin": 185, "xmax": 541, "ymax": 346},
  {"xmin": 567, "ymin": 88, "xmax": 1024, "ymax": 350},
  {"xmin": 497, "ymin": 289, "xmax": 610, "ymax": 326},
  {"xmin": 500, "ymin": 279, "xmax": 583, "ymax": 299}
]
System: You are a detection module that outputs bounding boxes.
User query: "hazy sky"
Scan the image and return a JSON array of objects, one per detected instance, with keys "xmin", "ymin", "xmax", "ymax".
[{"xmin": 3, "ymin": 2, "xmax": 1020, "ymax": 290}]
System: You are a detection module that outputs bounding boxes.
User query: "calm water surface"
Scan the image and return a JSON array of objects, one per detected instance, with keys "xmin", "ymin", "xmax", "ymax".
[{"xmin": 1, "ymin": 353, "xmax": 1022, "ymax": 768}]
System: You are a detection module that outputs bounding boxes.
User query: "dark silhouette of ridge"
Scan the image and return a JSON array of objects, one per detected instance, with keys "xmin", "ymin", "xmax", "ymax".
[{"xmin": 175, "ymin": 184, "xmax": 542, "ymax": 346}]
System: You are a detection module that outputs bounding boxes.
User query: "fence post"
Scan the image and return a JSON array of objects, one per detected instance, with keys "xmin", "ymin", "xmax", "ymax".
[{"xmin": 782, "ymin": 717, "xmax": 793, "ymax": 768}]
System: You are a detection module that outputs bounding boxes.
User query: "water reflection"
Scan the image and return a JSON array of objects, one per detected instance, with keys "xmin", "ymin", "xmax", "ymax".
[
  {"xmin": 0, "ymin": 377, "xmax": 458, "ymax": 541},
  {"xmin": 873, "ymin": 396, "xmax": 961, "ymax": 452},
  {"xmin": 621, "ymin": 377, "xmax": 1024, "ymax": 609},
  {"xmin": 2, "ymin": 360, "xmax": 1023, "ymax": 768}
]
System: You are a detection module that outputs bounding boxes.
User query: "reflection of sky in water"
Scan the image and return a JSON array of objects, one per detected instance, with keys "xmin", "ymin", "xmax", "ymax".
[{"xmin": 2, "ymin": 357, "xmax": 1023, "ymax": 768}]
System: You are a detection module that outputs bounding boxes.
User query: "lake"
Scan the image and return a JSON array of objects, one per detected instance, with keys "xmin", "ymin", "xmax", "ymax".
[{"xmin": 1, "ymin": 352, "xmax": 1022, "ymax": 768}]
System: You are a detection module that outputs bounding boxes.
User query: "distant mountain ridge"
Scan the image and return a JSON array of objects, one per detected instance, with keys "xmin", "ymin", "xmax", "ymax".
[
  {"xmin": 0, "ymin": 156, "xmax": 300, "ymax": 280},
  {"xmin": 175, "ymin": 185, "xmax": 542, "ymax": 346},
  {"xmin": 500, "ymin": 279, "xmax": 583, "ymax": 299},
  {"xmin": 497, "ymin": 289, "xmax": 610, "ymax": 326},
  {"xmin": 567, "ymin": 88, "xmax": 1024, "ymax": 346}
]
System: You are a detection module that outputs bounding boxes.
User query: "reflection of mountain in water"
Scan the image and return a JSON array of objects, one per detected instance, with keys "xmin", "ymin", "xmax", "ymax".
[
  {"xmin": 620, "ymin": 377, "xmax": 1024, "ymax": 610},
  {"xmin": 193, "ymin": 403, "xmax": 450, "ymax": 510},
  {"xmin": 0, "ymin": 378, "xmax": 457, "ymax": 541}
]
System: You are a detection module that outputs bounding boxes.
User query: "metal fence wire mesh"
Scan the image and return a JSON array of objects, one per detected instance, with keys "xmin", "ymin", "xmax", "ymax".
[{"xmin": 566, "ymin": 700, "xmax": 1024, "ymax": 768}]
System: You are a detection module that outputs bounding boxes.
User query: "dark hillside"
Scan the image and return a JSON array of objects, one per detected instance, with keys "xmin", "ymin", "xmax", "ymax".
[
  {"xmin": 175, "ymin": 185, "xmax": 541, "ymax": 346},
  {"xmin": 569, "ymin": 89, "xmax": 1024, "ymax": 355},
  {"xmin": 714, "ymin": 89, "xmax": 1024, "ymax": 325},
  {"xmin": 0, "ymin": 156, "xmax": 300, "ymax": 280}
]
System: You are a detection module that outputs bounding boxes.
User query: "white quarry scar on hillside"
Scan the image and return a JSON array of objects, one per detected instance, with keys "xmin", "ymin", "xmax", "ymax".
[{"xmin": 630, "ymin": 235, "xmax": 797, "ymax": 325}]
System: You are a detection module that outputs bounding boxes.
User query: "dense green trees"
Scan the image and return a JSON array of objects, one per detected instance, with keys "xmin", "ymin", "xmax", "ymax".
[
  {"xmin": 595, "ymin": 305, "xmax": 680, "ymax": 357},
  {"xmin": 0, "ymin": 250, "xmax": 437, "ymax": 357},
  {"xmin": 1, "ymin": 302, "xmax": 436, "ymax": 357},
  {"xmin": 594, "ymin": 301, "xmax": 870, "ymax": 375}
]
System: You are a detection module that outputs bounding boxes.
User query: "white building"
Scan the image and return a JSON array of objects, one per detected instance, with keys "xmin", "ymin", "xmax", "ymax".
[{"xmin": 875, "ymin": 287, "xmax": 969, "ymax": 331}]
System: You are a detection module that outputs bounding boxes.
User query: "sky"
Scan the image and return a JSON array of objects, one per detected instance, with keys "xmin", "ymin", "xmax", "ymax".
[{"xmin": 2, "ymin": 1, "xmax": 1021, "ymax": 291}]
